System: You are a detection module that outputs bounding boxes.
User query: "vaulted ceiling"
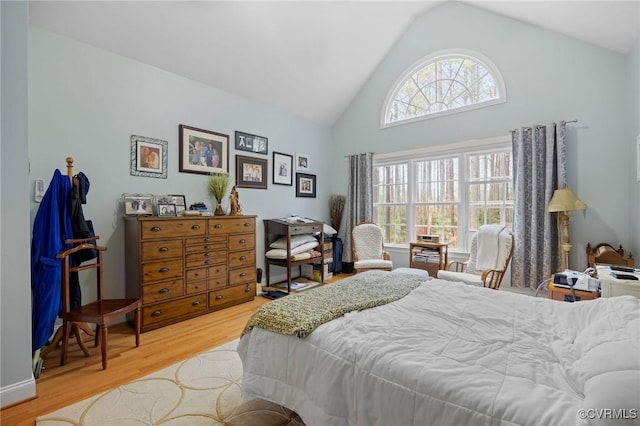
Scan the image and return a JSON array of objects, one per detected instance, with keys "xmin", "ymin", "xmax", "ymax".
[{"xmin": 29, "ymin": 1, "xmax": 640, "ymax": 126}]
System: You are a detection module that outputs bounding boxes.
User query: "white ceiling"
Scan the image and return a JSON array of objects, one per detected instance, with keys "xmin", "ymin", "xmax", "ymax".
[{"xmin": 29, "ymin": 1, "xmax": 640, "ymax": 127}]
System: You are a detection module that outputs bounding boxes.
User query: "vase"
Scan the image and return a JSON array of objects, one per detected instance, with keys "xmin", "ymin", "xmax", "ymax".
[{"xmin": 214, "ymin": 200, "xmax": 225, "ymax": 216}]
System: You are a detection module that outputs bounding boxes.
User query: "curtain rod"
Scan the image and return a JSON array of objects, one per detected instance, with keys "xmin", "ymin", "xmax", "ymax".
[{"xmin": 509, "ymin": 119, "xmax": 578, "ymax": 133}]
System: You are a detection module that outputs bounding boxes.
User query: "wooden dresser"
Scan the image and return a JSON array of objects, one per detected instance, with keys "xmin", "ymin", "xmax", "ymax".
[{"xmin": 125, "ymin": 215, "xmax": 257, "ymax": 332}]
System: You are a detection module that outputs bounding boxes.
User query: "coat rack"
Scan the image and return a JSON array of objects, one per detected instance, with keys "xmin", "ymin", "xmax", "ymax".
[{"xmin": 39, "ymin": 157, "xmax": 95, "ymax": 361}]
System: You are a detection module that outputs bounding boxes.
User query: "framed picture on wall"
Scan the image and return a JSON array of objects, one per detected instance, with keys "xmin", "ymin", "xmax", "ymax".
[
  {"xmin": 235, "ymin": 131, "xmax": 268, "ymax": 155},
  {"xmin": 296, "ymin": 172, "xmax": 316, "ymax": 198},
  {"xmin": 236, "ymin": 155, "xmax": 268, "ymax": 189},
  {"xmin": 179, "ymin": 124, "xmax": 229, "ymax": 175},
  {"xmin": 130, "ymin": 135, "xmax": 168, "ymax": 179},
  {"xmin": 295, "ymin": 152, "xmax": 310, "ymax": 171},
  {"xmin": 272, "ymin": 152, "xmax": 293, "ymax": 186}
]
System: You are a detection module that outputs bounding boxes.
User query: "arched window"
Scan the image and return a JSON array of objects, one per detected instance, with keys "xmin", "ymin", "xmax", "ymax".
[{"xmin": 382, "ymin": 50, "xmax": 506, "ymax": 127}]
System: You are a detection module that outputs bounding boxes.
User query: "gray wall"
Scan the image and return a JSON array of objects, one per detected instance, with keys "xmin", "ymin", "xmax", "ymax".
[
  {"xmin": 1, "ymin": 1, "xmax": 37, "ymax": 407},
  {"xmin": 629, "ymin": 35, "xmax": 640, "ymax": 255},
  {"xmin": 331, "ymin": 2, "xmax": 635, "ymax": 273},
  {"xmin": 28, "ymin": 26, "xmax": 332, "ymax": 302}
]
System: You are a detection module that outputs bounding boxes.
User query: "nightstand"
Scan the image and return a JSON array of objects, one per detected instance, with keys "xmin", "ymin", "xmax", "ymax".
[
  {"xmin": 596, "ymin": 265, "xmax": 640, "ymax": 298},
  {"xmin": 548, "ymin": 283, "xmax": 599, "ymax": 302}
]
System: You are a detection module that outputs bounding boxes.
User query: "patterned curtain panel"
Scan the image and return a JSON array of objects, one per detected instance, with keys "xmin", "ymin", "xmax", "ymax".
[
  {"xmin": 343, "ymin": 153, "xmax": 373, "ymax": 263},
  {"xmin": 511, "ymin": 122, "xmax": 566, "ymax": 288}
]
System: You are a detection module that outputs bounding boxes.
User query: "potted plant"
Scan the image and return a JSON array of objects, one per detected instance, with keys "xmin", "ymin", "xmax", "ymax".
[{"xmin": 208, "ymin": 173, "xmax": 231, "ymax": 215}]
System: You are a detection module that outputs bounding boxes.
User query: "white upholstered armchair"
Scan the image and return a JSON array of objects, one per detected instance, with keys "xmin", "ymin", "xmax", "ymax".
[
  {"xmin": 352, "ymin": 222, "xmax": 393, "ymax": 273},
  {"xmin": 437, "ymin": 225, "xmax": 514, "ymax": 289}
]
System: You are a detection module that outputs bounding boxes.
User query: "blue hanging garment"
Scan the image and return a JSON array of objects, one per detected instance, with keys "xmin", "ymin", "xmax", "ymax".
[{"xmin": 31, "ymin": 170, "xmax": 73, "ymax": 355}]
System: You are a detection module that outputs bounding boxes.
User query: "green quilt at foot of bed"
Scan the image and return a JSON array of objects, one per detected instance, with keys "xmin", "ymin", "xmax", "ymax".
[{"xmin": 242, "ymin": 270, "xmax": 426, "ymax": 338}]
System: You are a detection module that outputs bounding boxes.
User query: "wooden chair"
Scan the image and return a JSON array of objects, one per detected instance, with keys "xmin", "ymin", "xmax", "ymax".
[
  {"xmin": 586, "ymin": 242, "xmax": 634, "ymax": 268},
  {"xmin": 352, "ymin": 222, "xmax": 393, "ymax": 273},
  {"xmin": 57, "ymin": 237, "xmax": 141, "ymax": 369},
  {"xmin": 437, "ymin": 226, "xmax": 514, "ymax": 289}
]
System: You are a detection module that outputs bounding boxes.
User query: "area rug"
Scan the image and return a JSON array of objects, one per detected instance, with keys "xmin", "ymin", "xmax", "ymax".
[{"xmin": 36, "ymin": 339, "xmax": 305, "ymax": 425}]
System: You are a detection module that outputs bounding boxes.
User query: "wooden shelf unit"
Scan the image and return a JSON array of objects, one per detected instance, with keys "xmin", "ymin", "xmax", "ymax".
[
  {"xmin": 409, "ymin": 241, "xmax": 448, "ymax": 277},
  {"xmin": 263, "ymin": 218, "xmax": 325, "ymax": 293}
]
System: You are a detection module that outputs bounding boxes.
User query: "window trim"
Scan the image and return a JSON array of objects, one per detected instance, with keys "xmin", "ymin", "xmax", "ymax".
[
  {"xmin": 373, "ymin": 134, "xmax": 511, "ymax": 252},
  {"xmin": 380, "ymin": 49, "xmax": 507, "ymax": 129}
]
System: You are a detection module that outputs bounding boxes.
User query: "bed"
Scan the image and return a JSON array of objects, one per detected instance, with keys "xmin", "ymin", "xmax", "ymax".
[{"xmin": 238, "ymin": 270, "xmax": 640, "ymax": 426}]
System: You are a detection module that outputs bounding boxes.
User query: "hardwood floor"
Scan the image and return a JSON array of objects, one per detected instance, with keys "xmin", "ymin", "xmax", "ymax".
[
  {"xmin": 1, "ymin": 274, "xmax": 349, "ymax": 425},
  {"xmin": 1, "ymin": 294, "xmax": 271, "ymax": 425}
]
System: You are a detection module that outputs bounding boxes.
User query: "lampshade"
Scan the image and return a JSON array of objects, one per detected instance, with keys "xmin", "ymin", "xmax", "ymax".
[{"xmin": 547, "ymin": 188, "xmax": 586, "ymax": 213}]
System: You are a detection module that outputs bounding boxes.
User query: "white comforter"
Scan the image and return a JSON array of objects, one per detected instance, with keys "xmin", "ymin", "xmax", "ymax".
[{"xmin": 238, "ymin": 279, "xmax": 640, "ymax": 426}]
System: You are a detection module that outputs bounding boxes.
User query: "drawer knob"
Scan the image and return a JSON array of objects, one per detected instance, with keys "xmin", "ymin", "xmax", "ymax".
[
  {"xmin": 152, "ymin": 310, "xmax": 162, "ymax": 317},
  {"xmin": 204, "ymin": 253, "xmax": 210, "ymax": 257},
  {"xmin": 204, "ymin": 245, "xmax": 210, "ymax": 249},
  {"xmin": 245, "ymin": 285, "xmax": 251, "ymax": 292},
  {"xmin": 159, "ymin": 247, "xmax": 169, "ymax": 252},
  {"xmin": 204, "ymin": 260, "xmax": 210, "ymax": 264},
  {"xmin": 151, "ymin": 226, "xmax": 161, "ymax": 232},
  {"xmin": 239, "ymin": 239, "xmax": 246, "ymax": 244},
  {"xmin": 214, "ymin": 224, "xmax": 222, "ymax": 229},
  {"xmin": 159, "ymin": 287, "xmax": 169, "ymax": 294},
  {"xmin": 215, "ymin": 295, "xmax": 223, "ymax": 300},
  {"xmin": 239, "ymin": 256, "xmax": 246, "ymax": 261},
  {"xmin": 243, "ymin": 222, "xmax": 251, "ymax": 227},
  {"xmin": 192, "ymin": 300, "xmax": 200, "ymax": 306},
  {"xmin": 240, "ymin": 272, "xmax": 247, "ymax": 277},
  {"xmin": 192, "ymin": 224, "xmax": 200, "ymax": 230},
  {"xmin": 159, "ymin": 267, "xmax": 169, "ymax": 273},
  {"xmin": 204, "ymin": 237, "xmax": 210, "ymax": 242}
]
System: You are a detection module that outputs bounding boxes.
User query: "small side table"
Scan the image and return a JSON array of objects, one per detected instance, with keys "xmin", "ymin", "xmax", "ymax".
[
  {"xmin": 596, "ymin": 265, "xmax": 640, "ymax": 298},
  {"xmin": 548, "ymin": 283, "xmax": 599, "ymax": 302},
  {"xmin": 409, "ymin": 241, "xmax": 448, "ymax": 277}
]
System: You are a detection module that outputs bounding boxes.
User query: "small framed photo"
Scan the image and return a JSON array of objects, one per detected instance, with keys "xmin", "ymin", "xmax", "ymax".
[
  {"xmin": 157, "ymin": 204, "xmax": 177, "ymax": 217},
  {"xmin": 272, "ymin": 152, "xmax": 293, "ymax": 186},
  {"xmin": 122, "ymin": 194, "xmax": 154, "ymax": 216},
  {"xmin": 34, "ymin": 179, "xmax": 45, "ymax": 203},
  {"xmin": 235, "ymin": 131, "xmax": 268, "ymax": 155},
  {"xmin": 295, "ymin": 153, "xmax": 310, "ymax": 171},
  {"xmin": 131, "ymin": 135, "xmax": 168, "ymax": 179},
  {"xmin": 296, "ymin": 173, "xmax": 316, "ymax": 198},
  {"xmin": 179, "ymin": 124, "xmax": 229, "ymax": 175},
  {"xmin": 169, "ymin": 194, "xmax": 187, "ymax": 215},
  {"xmin": 236, "ymin": 155, "xmax": 268, "ymax": 189}
]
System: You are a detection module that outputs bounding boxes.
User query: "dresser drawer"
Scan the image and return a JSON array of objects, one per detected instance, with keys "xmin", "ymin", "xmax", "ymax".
[
  {"xmin": 228, "ymin": 233, "xmax": 255, "ymax": 251},
  {"xmin": 209, "ymin": 265, "xmax": 228, "ymax": 289},
  {"xmin": 209, "ymin": 218, "xmax": 255, "ymax": 235},
  {"xmin": 185, "ymin": 236, "xmax": 226, "ymax": 253},
  {"xmin": 289, "ymin": 223, "xmax": 323, "ymax": 235},
  {"xmin": 228, "ymin": 249, "xmax": 255, "ymax": 269},
  {"xmin": 141, "ymin": 240, "xmax": 183, "ymax": 261},
  {"xmin": 143, "ymin": 294, "xmax": 207, "ymax": 328},
  {"xmin": 185, "ymin": 251, "xmax": 226, "ymax": 268},
  {"xmin": 209, "ymin": 283, "xmax": 255, "ymax": 309},
  {"xmin": 229, "ymin": 265, "xmax": 256, "ymax": 285},
  {"xmin": 186, "ymin": 279, "xmax": 208, "ymax": 295},
  {"xmin": 141, "ymin": 259, "xmax": 183, "ymax": 284},
  {"xmin": 141, "ymin": 219, "xmax": 206, "ymax": 239},
  {"xmin": 142, "ymin": 279, "xmax": 184, "ymax": 304}
]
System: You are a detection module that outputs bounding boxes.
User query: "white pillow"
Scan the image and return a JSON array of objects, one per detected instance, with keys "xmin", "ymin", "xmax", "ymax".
[
  {"xmin": 323, "ymin": 224, "xmax": 338, "ymax": 236},
  {"xmin": 269, "ymin": 234, "xmax": 317, "ymax": 249},
  {"xmin": 265, "ymin": 241, "xmax": 319, "ymax": 259}
]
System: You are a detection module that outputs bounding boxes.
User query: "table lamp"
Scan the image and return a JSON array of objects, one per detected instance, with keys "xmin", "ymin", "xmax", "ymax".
[{"xmin": 548, "ymin": 187, "xmax": 586, "ymax": 271}]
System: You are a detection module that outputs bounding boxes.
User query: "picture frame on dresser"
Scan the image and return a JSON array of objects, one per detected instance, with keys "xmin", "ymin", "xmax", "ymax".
[
  {"xmin": 122, "ymin": 193, "xmax": 154, "ymax": 216},
  {"xmin": 157, "ymin": 204, "xmax": 177, "ymax": 216},
  {"xmin": 179, "ymin": 124, "xmax": 229, "ymax": 175}
]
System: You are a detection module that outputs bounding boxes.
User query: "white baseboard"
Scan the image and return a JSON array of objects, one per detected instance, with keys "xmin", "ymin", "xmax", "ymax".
[{"xmin": 0, "ymin": 376, "xmax": 36, "ymax": 408}]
